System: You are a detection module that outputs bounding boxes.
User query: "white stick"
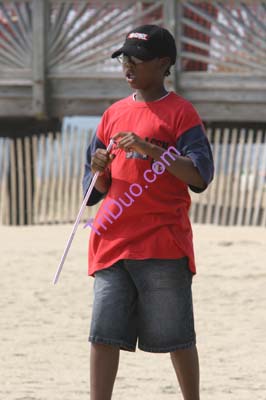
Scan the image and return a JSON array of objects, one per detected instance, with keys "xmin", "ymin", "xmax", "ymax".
[{"xmin": 53, "ymin": 139, "xmax": 115, "ymax": 285}]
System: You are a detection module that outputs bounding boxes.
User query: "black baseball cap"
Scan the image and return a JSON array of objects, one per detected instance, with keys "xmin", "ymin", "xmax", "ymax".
[{"xmin": 111, "ymin": 24, "xmax": 177, "ymax": 65}]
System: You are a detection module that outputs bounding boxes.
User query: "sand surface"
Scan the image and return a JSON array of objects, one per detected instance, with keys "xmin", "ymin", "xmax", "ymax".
[{"xmin": 1, "ymin": 223, "xmax": 266, "ymax": 400}]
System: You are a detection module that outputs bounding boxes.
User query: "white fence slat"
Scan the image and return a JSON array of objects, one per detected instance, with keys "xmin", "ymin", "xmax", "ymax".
[
  {"xmin": 237, "ymin": 130, "xmax": 253, "ymax": 225},
  {"xmin": 202, "ymin": 129, "xmax": 213, "ymax": 224},
  {"xmin": 206, "ymin": 128, "xmax": 220, "ymax": 224},
  {"xmin": 219, "ymin": 128, "xmax": 230, "ymax": 223},
  {"xmin": 32, "ymin": 134, "xmax": 38, "ymax": 224},
  {"xmin": 251, "ymin": 135, "xmax": 266, "ymax": 226},
  {"xmin": 244, "ymin": 130, "xmax": 263, "ymax": 225},
  {"xmin": 189, "ymin": 189, "xmax": 197, "ymax": 223},
  {"xmin": 55, "ymin": 131, "xmax": 64, "ymax": 223},
  {"xmin": 261, "ymin": 182, "xmax": 266, "ymax": 227},
  {"xmin": 62, "ymin": 125, "xmax": 71, "ymax": 222},
  {"xmin": 217, "ymin": 128, "xmax": 229, "ymax": 224},
  {"xmin": 0, "ymin": 138, "xmax": 10, "ymax": 225},
  {"xmin": 69, "ymin": 126, "xmax": 80, "ymax": 221},
  {"xmin": 24, "ymin": 136, "xmax": 33, "ymax": 224},
  {"xmin": 38, "ymin": 134, "xmax": 47, "ymax": 224},
  {"xmin": 0, "ymin": 138, "xmax": 5, "ymax": 224},
  {"xmin": 42, "ymin": 133, "xmax": 53, "ymax": 223},
  {"xmin": 221, "ymin": 128, "xmax": 237, "ymax": 225},
  {"xmin": 10, "ymin": 139, "xmax": 17, "ymax": 225},
  {"xmin": 47, "ymin": 132, "xmax": 57, "ymax": 223},
  {"xmin": 16, "ymin": 138, "xmax": 24, "ymax": 225},
  {"xmin": 228, "ymin": 130, "xmax": 245, "ymax": 226}
]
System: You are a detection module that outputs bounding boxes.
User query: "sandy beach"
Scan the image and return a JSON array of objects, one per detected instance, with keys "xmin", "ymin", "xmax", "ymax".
[{"xmin": 1, "ymin": 223, "xmax": 266, "ymax": 400}]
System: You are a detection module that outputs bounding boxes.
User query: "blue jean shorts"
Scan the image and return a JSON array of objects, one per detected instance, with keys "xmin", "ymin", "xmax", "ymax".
[{"xmin": 89, "ymin": 257, "xmax": 196, "ymax": 353}]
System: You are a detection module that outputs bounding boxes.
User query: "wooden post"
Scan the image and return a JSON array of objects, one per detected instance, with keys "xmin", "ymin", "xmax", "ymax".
[
  {"xmin": 32, "ymin": 0, "xmax": 48, "ymax": 118},
  {"xmin": 163, "ymin": 0, "xmax": 182, "ymax": 93}
]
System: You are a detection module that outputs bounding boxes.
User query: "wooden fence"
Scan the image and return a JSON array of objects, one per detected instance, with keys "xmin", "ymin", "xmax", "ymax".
[
  {"xmin": 0, "ymin": 127, "xmax": 98, "ymax": 226},
  {"xmin": 0, "ymin": 126, "xmax": 266, "ymax": 226},
  {"xmin": 190, "ymin": 127, "xmax": 266, "ymax": 226}
]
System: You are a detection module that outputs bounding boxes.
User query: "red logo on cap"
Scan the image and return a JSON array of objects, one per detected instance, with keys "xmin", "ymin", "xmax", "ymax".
[{"xmin": 128, "ymin": 32, "xmax": 148, "ymax": 40}]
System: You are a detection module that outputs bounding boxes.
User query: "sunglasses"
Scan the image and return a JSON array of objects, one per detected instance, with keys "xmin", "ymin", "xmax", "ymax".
[{"xmin": 116, "ymin": 54, "xmax": 145, "ymax": 66}]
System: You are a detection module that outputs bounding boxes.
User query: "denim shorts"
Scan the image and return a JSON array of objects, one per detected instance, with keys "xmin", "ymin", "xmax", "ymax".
[{"xmin": 89, "ymin": 257, "xmax": 196, "ymax": 353}]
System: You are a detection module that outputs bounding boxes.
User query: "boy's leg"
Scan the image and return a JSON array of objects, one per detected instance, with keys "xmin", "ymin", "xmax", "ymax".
[
  {"xmin": 170, "ymin": 344, "xmax": 200, "ymax": 400},
  {"xmin": 90, "ymin": 343, "xmax": 120, "ymax": 400},
  {"xmin": 89, "ymin": 262, "xmax": 138, "ymax": 399}
]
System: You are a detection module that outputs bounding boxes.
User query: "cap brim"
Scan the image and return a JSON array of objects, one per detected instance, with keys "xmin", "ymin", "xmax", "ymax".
[{"xmin": 111, "ymin": 44, "xmax": 155, "ymax": 61}]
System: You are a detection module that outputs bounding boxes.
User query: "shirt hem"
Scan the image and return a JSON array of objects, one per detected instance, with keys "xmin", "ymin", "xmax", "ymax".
[{"xmin": 88, "ymin": 253, "xmax": 196, "ymax": 277}]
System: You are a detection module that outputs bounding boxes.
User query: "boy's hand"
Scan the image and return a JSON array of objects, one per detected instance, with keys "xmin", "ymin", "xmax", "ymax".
[
  {"xmin": 113, "ymin": 132, "xmax": 148, "ymax": 155},
  {"xmin": 91, "ymin": 149, "xmax": 115, "ymax": 175}
]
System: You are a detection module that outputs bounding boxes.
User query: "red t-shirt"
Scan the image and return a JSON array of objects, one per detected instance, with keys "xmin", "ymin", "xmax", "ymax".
[{"xmin": 88, "ymin": 92, "xmax": 205, "ymax": 276}]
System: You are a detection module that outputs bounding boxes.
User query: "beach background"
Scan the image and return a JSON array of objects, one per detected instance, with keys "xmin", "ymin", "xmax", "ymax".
[
  {"xmin": 1, "ymin": 2, "xmax": 266, "ymax": 399},
  {"xmin": 1, "ymin": 222, "xmax": 266, "ymax": 400}
]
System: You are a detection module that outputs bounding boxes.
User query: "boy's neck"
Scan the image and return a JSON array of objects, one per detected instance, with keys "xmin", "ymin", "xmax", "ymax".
[{"xmin": 135, "ymin": 86, "xmax": 168, "ymax": 102}]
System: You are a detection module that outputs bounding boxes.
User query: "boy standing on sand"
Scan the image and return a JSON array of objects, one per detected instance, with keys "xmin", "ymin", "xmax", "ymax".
[{"xmin": 83, "ymin": 25, "xmax": 214, "ymax": 400}]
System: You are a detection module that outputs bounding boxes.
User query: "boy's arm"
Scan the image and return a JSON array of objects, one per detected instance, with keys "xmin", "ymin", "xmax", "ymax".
[
  {"xmin": 175, "ymin": 125, "xmax": 214, "ymax": 192},
  {"xmin": 113, "ymin": 125, "xmax": 214, "ymax": 192},
  {"xmin": 142, "ymin": 138, "xmax": 208, "ymax": 190},
  {"xmin": 82, "ymin": 133, "xmax": 112, "ymax": 206}
]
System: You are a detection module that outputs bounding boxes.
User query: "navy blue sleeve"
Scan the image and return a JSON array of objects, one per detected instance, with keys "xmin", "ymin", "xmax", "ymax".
[
  {"xmin": 176, "ymin": 125, "xmax": 214, "ymax": 193},
  {"xmin": 82, "ymin": 132, "xmax": 107, "ymax": 206}
]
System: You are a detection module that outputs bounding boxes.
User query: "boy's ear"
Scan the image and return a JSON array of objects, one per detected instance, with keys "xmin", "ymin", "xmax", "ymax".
[{"xmin": 159, "ymin": 57, "xmax": 171, "ymax": 73}]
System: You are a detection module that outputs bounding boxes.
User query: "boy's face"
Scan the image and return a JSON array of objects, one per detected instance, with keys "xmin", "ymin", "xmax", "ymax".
[{"xmin": 121, "ymin": 55, "xmax": 170, "ymax": 90}]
